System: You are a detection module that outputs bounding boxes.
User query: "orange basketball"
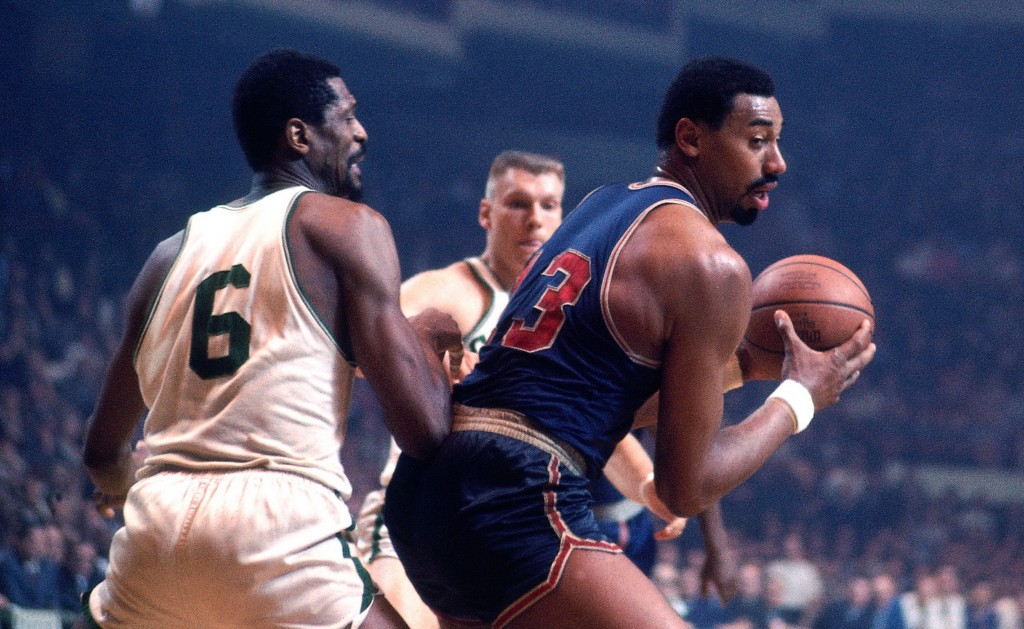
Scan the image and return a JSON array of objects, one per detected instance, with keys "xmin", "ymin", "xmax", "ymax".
[{"xmin": 744, "ymin": 255, "xmax": 874, "ymax": 371}]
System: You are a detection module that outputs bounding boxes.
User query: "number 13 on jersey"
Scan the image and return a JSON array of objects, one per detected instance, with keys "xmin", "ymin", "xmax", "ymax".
[{"xmin": 501, "ymin": 249, "xmax": 591, "ymax": 352}]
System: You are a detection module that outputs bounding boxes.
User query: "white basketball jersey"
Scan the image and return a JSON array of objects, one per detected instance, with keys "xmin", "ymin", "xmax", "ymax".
[
  {"xmin": 134, "ymin": 186, "xmax": 355, "ymax": 500},
  {"xmin": 461, "ymin": 256, "xmax": 509, "ymax": 353},
  {"xmin": 377, "ymin": 256, "xmax": 508, "ymax": 487}
]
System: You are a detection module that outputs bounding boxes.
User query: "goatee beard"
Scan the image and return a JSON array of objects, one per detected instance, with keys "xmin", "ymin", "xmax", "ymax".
[{"xmin": 731, "ymin": 205, "xmax": 758, "ymax": 226}]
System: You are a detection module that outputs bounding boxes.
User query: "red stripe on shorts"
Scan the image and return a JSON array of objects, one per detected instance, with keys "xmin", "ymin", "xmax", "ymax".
[{"xmin": 493, "ymin": 456, "xmax": 621, "ymax": 628}]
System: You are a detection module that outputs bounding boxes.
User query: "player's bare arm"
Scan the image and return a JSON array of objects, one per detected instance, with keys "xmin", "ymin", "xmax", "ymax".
[
  {"xmin": 630, "ymin": 207, "xmax": 873, "ymax": 516},
  {"xmin": 607, "ymin": 201, "xmax": 781, "ymax": 516},
  {"xmin": 292, "ymin": 193, "xmax": 457, "ymax": 459},
  {"xmin": 83, "ymin": 232, "xmax": 182, "ymax": 515}
]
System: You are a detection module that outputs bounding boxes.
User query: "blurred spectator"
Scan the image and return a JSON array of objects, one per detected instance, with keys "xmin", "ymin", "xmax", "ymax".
[
  {"xmin": 0, "ymin": 521, "xmax": 61, "ymax": 610},
  {"xmin": 652, "ymin": 559, "xmax": 687, "ymax": 618},
  {"xmin": 766, "ymin": 532, "xmax": 823, "ymax": 626},
  {"xmin": 812, "ymin": 575, "xmax": 875, "ymax": 629},
  {"xmin": 719, "ymin": 561, "xmax": 771, "ymax": 629},
  {"xmin": 965, "ymin": 581, "xmax": 999, "ymax": 629},
  {"xmin": 897, "ymin": 572, "xmax": 944, "ymax": 629},
  {"xmin": 680, "ymin": 564, "xmax": 727, "ymax": 629},
  {"xmin": 992, "ymin": 590, "xmax": 1021, "ymax": 629},
  {"xmin": 57, "ymin": 540, "xmax": 104, "ymax": 614},
  {"xmin": 937, "ymin": 564, "xmax": 968, "ymax": 629},
  {"xmin": 871, "ymin": 572, "xmax": 904, "ymax": 629}
]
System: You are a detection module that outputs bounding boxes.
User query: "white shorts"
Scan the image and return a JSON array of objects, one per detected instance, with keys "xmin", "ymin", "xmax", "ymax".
[
  {"xmin": 353, "ymin": 488, "xmax": 398, "ymax": 563},
  {"xmin": 89, "ymin": 469, "xmax": 375, "ymax": 628}
]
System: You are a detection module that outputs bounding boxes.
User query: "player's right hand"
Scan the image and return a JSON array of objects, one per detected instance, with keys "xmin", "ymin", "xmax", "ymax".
[
  {"xmin": 93, "ymin": 490, "xmax": 126, "ymax": 519},
  {"xmin": 409, "ymin": 308, "xmax": 465, "ymax": 380},
  {"xmin": 776, "ymin": 310, "xmax": 875, "ymax": 411}
]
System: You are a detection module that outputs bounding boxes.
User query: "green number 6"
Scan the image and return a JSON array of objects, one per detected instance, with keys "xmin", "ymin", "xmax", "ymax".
[{"xmin": 189, "ymin": 264, "xmax": 252, "ymax": 379}]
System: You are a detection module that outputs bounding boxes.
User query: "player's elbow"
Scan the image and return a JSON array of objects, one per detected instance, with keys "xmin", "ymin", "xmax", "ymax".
[
  {"xmin": 394, "ymin": 429, "xmax": 444, "ymax": 461},
  {"xmin": 392, "ymin": 402, "xmax": 451, "ymax": 461},
  {"xmin": 657, "ymin": 479, "xmax": 710, "ymax": 518}
]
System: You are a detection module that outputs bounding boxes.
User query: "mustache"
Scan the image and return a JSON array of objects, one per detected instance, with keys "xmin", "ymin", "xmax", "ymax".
[
  {"xmin": 747, "ymin": 175, "xmax": 778, "ymax": 192},
  {"xmin": 349, "ymin": 146, "xmax": 367, "ymax": 165}
]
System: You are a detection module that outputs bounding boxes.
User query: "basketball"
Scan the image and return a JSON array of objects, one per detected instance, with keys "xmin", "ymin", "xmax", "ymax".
[{"xmin": 744, "ymin": 255, "xmax": 874, "ymax": 371}]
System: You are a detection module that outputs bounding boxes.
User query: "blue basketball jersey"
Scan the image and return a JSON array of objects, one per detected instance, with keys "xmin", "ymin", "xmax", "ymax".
[{"xmin": 454, "ymin": 179, "xmax": 703, "ymax": 478}]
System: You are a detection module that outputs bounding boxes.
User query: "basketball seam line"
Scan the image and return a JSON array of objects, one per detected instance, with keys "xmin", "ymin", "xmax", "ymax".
[
  {"xmin": 753, "ymin": 260, "xmax": 871, "ymax": 301},
  {"xmin": 751, "ymin": 300, "xmax": 874, "ymax": 317}
]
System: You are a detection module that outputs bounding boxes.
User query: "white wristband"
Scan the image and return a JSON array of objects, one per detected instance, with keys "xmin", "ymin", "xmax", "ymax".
[{"xmin": 768, "ymin": 379, "xmax": 815, "ymax": 434}]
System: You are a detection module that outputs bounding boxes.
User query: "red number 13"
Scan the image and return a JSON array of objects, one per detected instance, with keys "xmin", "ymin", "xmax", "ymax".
[{"xmin": 502, "ymin": 249, "xmax": 591, "ymax": 352}]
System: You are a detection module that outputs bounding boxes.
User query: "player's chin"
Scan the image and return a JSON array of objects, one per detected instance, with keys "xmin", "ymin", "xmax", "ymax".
[
  {"xmin": 340, "ymin": 175, "xmax": 363, "ymax": 202},
  {"xmin": 517, "ymin": 244, "xmax": 541, "ymax": 262},
  {"xmin": 731, "ymin": 204, "xmax": 759, "ymax": 226}
]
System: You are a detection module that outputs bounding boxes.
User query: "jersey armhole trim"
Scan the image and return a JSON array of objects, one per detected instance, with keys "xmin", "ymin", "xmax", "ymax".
[
  {"xmin": 600, "ymin": 201, "xmax": 686, "ymax": 370},
  {"xmin": 462, "ymin": 257, "xmax": 500, "ymax": 341},
  {"xmin": 133, "ymin": 221, "xmax": 190, "ymax": 366},
  {"xmin": 282, "ymin": 189, "xmax": 357, "ymax": 367}
]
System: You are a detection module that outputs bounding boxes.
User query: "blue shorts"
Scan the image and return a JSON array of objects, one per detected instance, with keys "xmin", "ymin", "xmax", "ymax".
[{"xmin": 385, "ymin": 411, "xmax": 621, "ymax": 627}]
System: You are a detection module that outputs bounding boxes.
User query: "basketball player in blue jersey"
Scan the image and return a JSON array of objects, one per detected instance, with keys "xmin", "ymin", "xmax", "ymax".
[
  {"xmin": 355, "ymin": 151, "xmax": 701, "ymax": 628},
  {"xmin": 385, "ymin": 57, "xmax": 876, "ymax": 629},
  {"xmin": 354, "ymin": 150, "xmax": 565, "ymax": 629},
  {"xmin": 74, "ymin": 49, "xmax": 462, "ymax": 629}
]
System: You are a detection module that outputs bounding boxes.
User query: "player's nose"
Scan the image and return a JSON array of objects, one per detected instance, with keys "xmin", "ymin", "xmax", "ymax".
[
  {"xmin": 766, "ymin": 144, "xmax": 786, "ymax": 176},
  {"xmin": 526, "ymin": 204, "xmax": 544, "ymax": 228}
]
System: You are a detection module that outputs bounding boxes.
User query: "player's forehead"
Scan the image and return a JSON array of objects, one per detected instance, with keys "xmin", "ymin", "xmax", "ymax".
[
  {"xmin": 326, "ymin": 77, "xmax": 356, "ymax": 113},
  {"xmin": 723, "ymin": 93, "xmax": 783, "ymax": 132},
  {"xmin": 491, "ymin": 167, "xmax": 564, "ymax": 198}
]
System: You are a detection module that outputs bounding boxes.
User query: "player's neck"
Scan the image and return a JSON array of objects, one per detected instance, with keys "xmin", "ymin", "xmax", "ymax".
[
  {"xmin": 652, "ymin": 160, "xmax": 715, "ymax": 225},
  {"xmin": 238, "ymin": 165, "xmax": 326, "ymax": 204},
  {"xmin": 479, "ymin": 254, "xmax": 514, "ymax": 292}
]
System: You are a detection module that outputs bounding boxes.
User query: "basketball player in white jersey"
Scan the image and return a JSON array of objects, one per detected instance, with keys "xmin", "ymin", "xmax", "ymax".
[
  {"xmin": 353, "ymin": 151, "xmax": 716, "ymax": 629},
  {"xmin": 75, "ymin": 49, "xmax": 462, "ymax": 629}
]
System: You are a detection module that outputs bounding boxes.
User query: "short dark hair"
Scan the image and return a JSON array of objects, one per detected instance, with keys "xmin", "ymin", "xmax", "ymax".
[
  {"xmin": 656, "ymin": 57, "xmax": 775, "ymax": 149},
  {"xmin": 232, "ymin": 49, "xmax": 342, "ymax": 171},
  {"xmin": 485, "ymin": 151, "xmax": 565, "ymax": 199}
]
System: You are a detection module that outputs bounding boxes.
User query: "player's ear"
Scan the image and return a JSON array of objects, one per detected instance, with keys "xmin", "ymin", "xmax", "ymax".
[
  {"xmin": 674, "ymin": 118, "xmax": 701, "ymax": 158},
  {"xmin": 284, "ymin": 118, "xmax": 311, "ymax": 157},
  {"xmin": 479, "ymin": 199, "xmax": 492, "ymax": 230}
]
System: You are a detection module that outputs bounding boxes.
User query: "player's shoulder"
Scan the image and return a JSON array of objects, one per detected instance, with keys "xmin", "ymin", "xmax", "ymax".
[
  {"xmin": 403, "ymin": 260, "xmax": 477, "ymax": 291},
  {"xmin": 290, "ymin": 191, "xmax": 393, "ymax": 260},
  {"xmin": 637, "ymin": 204, "xmax": 749, "ymax": 284},
  {"xmin": 141, "ymin": 230, "xmax": 186, "ymax": 283},
  {"xmin": 293, "ymin": 190, "xmax": 382, "ymax": 227},
  {"xmin": 401, "ymin": 260, "xmax": 487, "ymax": 322}
]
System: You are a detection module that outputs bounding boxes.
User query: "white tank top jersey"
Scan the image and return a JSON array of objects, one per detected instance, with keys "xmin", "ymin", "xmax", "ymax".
[
  {"xmin": 461, "ymin": 256, "xmax": 509, "ymax": 353},
  {"xmin": 134, "ymin": 186, "xmax": 356, "ymax": 501},
  {"xmin": 376, "ymin": 256, "xmax": 508, "ymax": 488}
]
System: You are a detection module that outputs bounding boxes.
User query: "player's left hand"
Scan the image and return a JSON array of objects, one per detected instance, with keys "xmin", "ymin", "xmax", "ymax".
[
  {"xmin": 654, "ymin": 516, "xmax": 689, "ymax": 541},
  {"xmin": 639, "ymin": 473, "xmax": 688, "ymax": 540},
  {"xmin": 701, "ymin": 540, "xmax": 739, "ymax": 604},
  {"xmin": 454, "ymin": 350, "xmax": 480, "ymax": 381}
]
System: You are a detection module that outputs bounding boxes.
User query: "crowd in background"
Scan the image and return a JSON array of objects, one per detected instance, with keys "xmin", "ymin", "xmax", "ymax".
[
  {"xmin": 2, "ymin": 127, "xmax": 1023, "ymax": 626},
  {"xmin": 3, "ymin": 2, "xmax": 1024, "ymax": 627}
]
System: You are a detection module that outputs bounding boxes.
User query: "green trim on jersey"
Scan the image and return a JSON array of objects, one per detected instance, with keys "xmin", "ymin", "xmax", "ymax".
[
  {"xmin": 369, "ymin": 511, "xmax": 386, "ymax": 562},
  {"xmin": 281, "ymin": 190, "xmax": 357, "ymax": 367},
  {"xmin": 462, "ymin": 257, "xmax": 509, "ymax": 353},
  {"xmin": 337, "ymin": 532, "xmax": 378, "ymax": 612},
  {"xmin": 133, "ymin": 221, "xmax": 191, "ymax": 365}
]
